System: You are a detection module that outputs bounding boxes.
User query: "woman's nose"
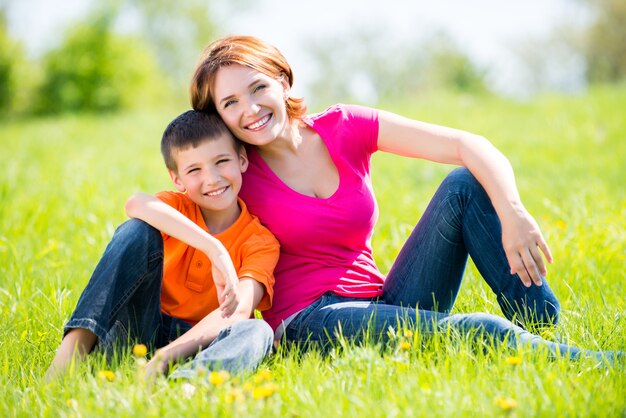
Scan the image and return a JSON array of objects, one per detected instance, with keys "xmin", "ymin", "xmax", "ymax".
[{"xmin": 244, "ymin": 100, "xmax": 261, "ymax": 116}]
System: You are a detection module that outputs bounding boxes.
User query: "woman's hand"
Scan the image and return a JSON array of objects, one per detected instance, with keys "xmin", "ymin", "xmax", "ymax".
[{"xmin": 501, "ymin": 207, "xmax": 553, "ymax": 287}]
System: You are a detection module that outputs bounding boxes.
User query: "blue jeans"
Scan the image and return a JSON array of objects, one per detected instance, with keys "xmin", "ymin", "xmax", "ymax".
[
  {"xmin": 64, "ymin": 219, "xmax": 273, "ymax": 375},
  {"xmin": 285, "ymin": 168, "xmax": 616, "ymax": 361}
]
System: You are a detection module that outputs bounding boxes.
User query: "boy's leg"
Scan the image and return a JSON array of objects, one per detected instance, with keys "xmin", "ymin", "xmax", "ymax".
[
  {"xmin": 168, "ymin": 319, "xmax": 274, "ymax": 379},
  {"xmin": 46, "ymin": 328, "xmax": 97, "ymax": 381},
  {"xmin": 383, "ymin": 167, "xmax": 560, "ymax": 328},
  {"xmin": 51, "ymin": 219, "xmax": 164, "ymax": 375}
]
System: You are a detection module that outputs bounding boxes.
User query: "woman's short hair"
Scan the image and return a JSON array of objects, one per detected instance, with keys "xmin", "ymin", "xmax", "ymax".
[{"xmin": 190, "ymin": 35, "xmax": 306, "ymax": 120}]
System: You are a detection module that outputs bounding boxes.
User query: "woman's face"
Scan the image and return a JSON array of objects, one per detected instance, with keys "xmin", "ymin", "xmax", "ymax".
[{"xmin": 212, "ymin": 64, "xmax": 290, "ymax": 146}]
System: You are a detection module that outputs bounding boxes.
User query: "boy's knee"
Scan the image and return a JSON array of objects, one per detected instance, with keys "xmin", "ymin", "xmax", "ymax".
[
  {"xmin": 113, "ymin": 219, "xmax": 162, "ymax": 251},
  {"xmin": 236, "ymin": 320, "xmax": 274, "ymax": 350},
  {"xmin": 117, "ymin": 218, "xmax": 160, "ymax": 239}
]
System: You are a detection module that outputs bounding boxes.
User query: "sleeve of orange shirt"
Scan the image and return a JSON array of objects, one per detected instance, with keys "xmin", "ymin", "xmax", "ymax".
[
  {"xmin": 237, "ymin": 231, "xmax": 279, "ymax": 311},
  {"xmin": 154, "ymin": 191, "xmax": 198, "ymax": 240}
]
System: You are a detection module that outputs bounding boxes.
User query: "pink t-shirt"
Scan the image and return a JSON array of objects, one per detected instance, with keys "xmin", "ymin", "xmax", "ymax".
[{"xmin": 239, "ymin": 104, "xmax": 385, "ymax": 330}]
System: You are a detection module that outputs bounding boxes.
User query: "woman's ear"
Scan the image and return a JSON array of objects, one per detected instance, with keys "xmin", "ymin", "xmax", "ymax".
[
  {"xmin": 277, "ymin": 72, "xmax": 290, "ymax": 96},
  {"xmin": 169, "ymin": 170, "xmax": 187, "ymax": 193}
]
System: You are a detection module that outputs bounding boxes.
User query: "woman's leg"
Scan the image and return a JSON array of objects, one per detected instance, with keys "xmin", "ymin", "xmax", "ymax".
[
  {"xmin": 168, "ymin": 319, "xmax": 274, "ymax": 379},
  {"xmin": 284, "ymin": 294, "xmax": 619, "ymax": 363},
  {"xmin": 49, "ymin": 219, "xmax": 165, "ymax": 376},
  {"xmin": 383, "ymin": 167, "xmax": 560, "ymax": 328},
  {"xmin": 440, "ymin": 312, "xmax": 622, "ymax": 363},
  {"xmin": 284, "ymin": 293, "xmax": 444, "ymax": 348}
]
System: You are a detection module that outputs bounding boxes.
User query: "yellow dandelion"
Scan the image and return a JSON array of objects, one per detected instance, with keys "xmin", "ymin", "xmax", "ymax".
[
  {"xmin": 253, "ymin": 369, "xmax": 273, "ymax": 383},
  {"xmin": 403, "ymin": 329, "xmax": 414, "ymax": 338},
  {"xmin": 97, "ymin": 370, "xmax": 115, "ymax": 382},
  {"xmin": 494, "ymin": 396, "xmax": 517, "ymax": 411},
  {"xmin": 66, "ymin": 399, "xmax": 78, "ymax": 409},
  {"xmin": 208, "ymin": 370, "xmax": 229, "ymax": 386},
  {"xmin": 505, "ymin": 356, "xmax": 522, "ymax": 366},
  {"xmin": 243, "ymin": 382, "xmax": 255, "ymax": 393},
  {"xmin": 400, "ymin": 341, "xmax": 411, "ymax": 351},
  {"xmin": 226, "ymin": 388, "xmax": 245, "ymax": 404},
  {"xmin": 420, "ymin": 384, "xmax": 431, "ymax": 394},
  {"xmin": 252, "ymin": 382, "xmax": 278, "ymax": 399},
  {"xmin": 132, "ymin": 344, "xmax": 148, "ymax": 357},
  {"xmin": 555, "ymin": 220, "xmax": 567, "ymax": 229}
]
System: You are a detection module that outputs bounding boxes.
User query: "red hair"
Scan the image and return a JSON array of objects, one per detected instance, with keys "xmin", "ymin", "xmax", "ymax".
[{"xmin": 190, "ymin": 35, "xmax": 307, "ymax": 120}]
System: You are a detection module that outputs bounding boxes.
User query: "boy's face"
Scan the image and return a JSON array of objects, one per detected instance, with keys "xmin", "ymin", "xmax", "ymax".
[{"xmin": 169, "ymin": 135, "xmax": 248, "ymax": 215}]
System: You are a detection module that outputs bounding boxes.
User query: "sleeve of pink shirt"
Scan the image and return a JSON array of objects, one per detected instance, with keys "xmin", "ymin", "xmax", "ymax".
[{"xmin": 340, "ymin": 103, "xmax": 379, "ymax": 155}]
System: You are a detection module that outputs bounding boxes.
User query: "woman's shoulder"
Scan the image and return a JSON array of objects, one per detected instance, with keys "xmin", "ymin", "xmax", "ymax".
[{"xmin": 306, "ymin": 103, "xmax": 378, "ymax": 127}]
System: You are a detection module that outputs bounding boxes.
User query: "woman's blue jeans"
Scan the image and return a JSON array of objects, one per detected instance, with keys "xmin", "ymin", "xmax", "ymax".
[
  {"xmin": 64, "ymin": 219, "xmax": 273, "ymax": 375},
  {"xmin": 285, "ymin": 168, "xmax": 616, "ymax": 361}
]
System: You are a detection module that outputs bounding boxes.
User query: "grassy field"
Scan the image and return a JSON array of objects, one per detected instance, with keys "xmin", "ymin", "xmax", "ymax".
[{"xmin": 1, "ymin": 87, "xmax": 625, "ymax": 417}]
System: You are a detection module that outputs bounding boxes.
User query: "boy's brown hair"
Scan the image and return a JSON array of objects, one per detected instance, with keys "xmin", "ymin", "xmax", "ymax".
[{"xmin": 161, "ymin": 110, "xmax": 241, "ymax": 172}]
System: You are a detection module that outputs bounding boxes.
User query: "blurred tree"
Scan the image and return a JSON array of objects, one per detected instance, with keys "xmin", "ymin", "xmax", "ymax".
[
  {"xmin": 304, "ymin": 29, "xmax": 488, "ymax": 109},
  {"xmin": 35, "ymin": 7, "xmax": 167, "ymax": 114},
  {"xmin": 125, "ymin": 0, "xmax": 228, "ymax": 88},
  {"xmin": 0, "ymin": 8, "xmax": 21, "ymax": 113},
  {"xmin": 423, "ymin": 33, "xmax": 489, "ymax": 95},
  {"xmin": 581, "ymin": 0, "xmax": 626, "ymax": 83}
]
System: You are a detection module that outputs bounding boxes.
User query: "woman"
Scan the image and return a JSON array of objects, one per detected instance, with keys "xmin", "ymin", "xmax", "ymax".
[{"xmin": 188, "ymin": 35, "xmax": 615, "ymax": 361}]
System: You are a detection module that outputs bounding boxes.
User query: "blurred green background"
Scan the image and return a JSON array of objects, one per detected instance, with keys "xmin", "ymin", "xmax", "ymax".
[{"xmin": 1, "ymin": 0, "xmax": 625, "ymax": 117}]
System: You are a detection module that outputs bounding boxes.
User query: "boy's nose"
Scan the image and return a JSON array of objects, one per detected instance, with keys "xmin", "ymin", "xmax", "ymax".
[{"xmin": 204, "ymin": 169, "xmax": 221, "ymax": 185}]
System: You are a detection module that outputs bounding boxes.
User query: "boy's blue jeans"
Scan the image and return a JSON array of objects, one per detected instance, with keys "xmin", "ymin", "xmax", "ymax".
[
  {"xmin": 64, "ymin": 219, "xmax": 273, "ymax": 376},
  {"xmin": 285, "ymin": 168, "xmax": 617, "ymax": 361}
]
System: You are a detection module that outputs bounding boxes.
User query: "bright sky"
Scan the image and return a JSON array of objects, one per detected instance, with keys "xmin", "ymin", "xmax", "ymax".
[{"xmin": 7, "ymin": 0, "xmax": 587, "ymax": 97}]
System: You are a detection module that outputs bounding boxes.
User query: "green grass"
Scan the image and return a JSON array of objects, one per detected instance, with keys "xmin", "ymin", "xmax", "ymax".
[{"xmin": 1, "ymin": 87, "xmax": 625, "ymax": 417}]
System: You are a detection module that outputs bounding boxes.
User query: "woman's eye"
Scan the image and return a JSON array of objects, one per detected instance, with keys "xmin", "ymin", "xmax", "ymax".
[
  {"xmin": 253, "ymin": 84, "xmax": 267, "ymax": 93},
  {"xmin": 223, "ymin": 99, "xmax": 236, "ymax": 108}
]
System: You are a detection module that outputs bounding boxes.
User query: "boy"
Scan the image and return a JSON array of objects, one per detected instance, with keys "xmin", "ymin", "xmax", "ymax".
[{"xmin": 46, "ymin": 110, "xmax": 279, "ymax": 380}]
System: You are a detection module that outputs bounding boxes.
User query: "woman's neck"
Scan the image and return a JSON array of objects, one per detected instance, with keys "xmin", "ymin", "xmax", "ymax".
[{"xmin": 257, "ymin": 120, "xmax": 305, "ymax": 158}]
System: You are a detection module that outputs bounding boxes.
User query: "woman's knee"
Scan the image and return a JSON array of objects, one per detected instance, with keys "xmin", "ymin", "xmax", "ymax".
[{"xmin": 442, "ymin": 167, "xmax": 485, "ymax": 196}]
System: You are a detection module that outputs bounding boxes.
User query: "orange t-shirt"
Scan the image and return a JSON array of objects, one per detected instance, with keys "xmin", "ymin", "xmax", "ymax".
[{"xmin": 155, "ymin": 191, "xmax": 279, "ymax": 326}]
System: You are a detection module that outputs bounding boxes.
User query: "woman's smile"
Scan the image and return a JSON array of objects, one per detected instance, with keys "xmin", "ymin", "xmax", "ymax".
[{"xmin": 245, "ymin": 113, "xmax": 272, "ymax": 131}]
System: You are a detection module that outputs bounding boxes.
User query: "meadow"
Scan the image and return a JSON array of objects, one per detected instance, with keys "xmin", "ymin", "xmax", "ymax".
[{"xmin": 1, "ymin": 87, "xmax": 624, "ymax": 417}]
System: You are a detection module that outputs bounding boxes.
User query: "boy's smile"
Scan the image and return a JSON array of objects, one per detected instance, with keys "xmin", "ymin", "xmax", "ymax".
[{"xmin": 169, "ymin": 134, "xmax": 248, "ymax": 233}]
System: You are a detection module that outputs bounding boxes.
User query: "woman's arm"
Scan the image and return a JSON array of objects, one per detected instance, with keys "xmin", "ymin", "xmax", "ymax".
[
  {"xmin": 142, "ymin": 278, "xmax": 264, "ymax": 379},
  {"xmin": 377, "ymin": 110, "xmax": 552, "ymax": 287},
  {"xmin": 125, "ymin": 193, "xmax": 239, "ymax": 315}
]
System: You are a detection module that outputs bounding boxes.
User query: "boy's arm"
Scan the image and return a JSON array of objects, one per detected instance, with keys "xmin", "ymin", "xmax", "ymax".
[
  {"xmin": 125, "ymin": 192, "xmax": 238, "ymax": 316},
  {"xmin": 142, "ymin": 277, "xmax": 264, "ymax": 378}
]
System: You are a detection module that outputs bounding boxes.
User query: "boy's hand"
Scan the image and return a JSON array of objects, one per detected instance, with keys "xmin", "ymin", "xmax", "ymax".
[
  {"xmin": 208, "ymin": 248, "xmax": 240, "ymax": 318},
  {"xmin": 141, "ymin": 351, "xmax": 168, "ymax": 381}
]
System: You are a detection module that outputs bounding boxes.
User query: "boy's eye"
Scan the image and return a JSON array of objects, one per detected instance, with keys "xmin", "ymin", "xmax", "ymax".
[
  {"xmin": 216, "ymin": 158, "xmax": 230, "ymax": 165},
  {"xmin": 187, "ymin": 168, "xmax": 200, "ymax": 174}
]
